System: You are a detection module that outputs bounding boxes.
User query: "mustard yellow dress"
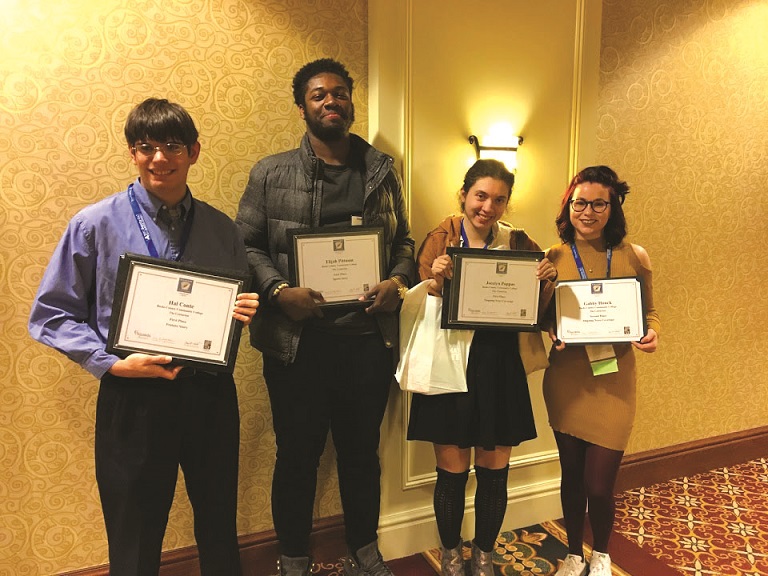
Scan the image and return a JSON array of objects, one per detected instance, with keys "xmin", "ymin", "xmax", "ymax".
[{"xmin": 542, "ymin": 239, "xmax": 661, "ymax": 451}]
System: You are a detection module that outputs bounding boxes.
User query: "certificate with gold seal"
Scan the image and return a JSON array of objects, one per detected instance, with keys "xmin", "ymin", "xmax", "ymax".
[
  {"xmin": 287, "ymin": 226, "xmax": 385, "ymax": 306},
  {"xmin": 441, "ymin": 247, "xmax": 544, "ymax": 330},
  {"xmin": 555, "ymin": 276, "xmax": 646, "ymax": 344},
  {"xmin": 106, "ymin": 253, "xmax": 249, "ymax": 373}
]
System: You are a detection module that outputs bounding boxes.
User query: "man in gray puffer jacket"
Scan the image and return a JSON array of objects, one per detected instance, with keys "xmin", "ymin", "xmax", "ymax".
[{"xmin": 236, "ymin": 58, "xmax": 416, "ymax": 576}]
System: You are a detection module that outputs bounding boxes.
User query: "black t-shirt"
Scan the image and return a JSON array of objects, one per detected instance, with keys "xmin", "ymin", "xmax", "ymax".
[
  {"xmin": 312, "ymin": 156, "xmax": 377, "ymax": 335},
  {"xmin": 319, "ymin": 159, "xmax": 364, "ymax": 226}
]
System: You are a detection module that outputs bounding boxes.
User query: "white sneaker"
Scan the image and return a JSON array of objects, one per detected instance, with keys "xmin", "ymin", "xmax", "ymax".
[
  {"xmin": 588, "ymin": 551, "xmax": 612, "ymax": 576},
  {"xmin": 554, "ymin": 554, "xmax": 586, "ymax": 576}
]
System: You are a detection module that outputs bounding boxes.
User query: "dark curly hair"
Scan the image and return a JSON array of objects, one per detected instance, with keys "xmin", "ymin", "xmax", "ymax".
[
  {"xmin": 459, "ymin": 159, "xmax": 514, "ymax": 211},
  {"xmin": 555, "ymin": 165, "xmax": 630, "ymax": 246},
  {"xmin": 292, "ymin": 58, "xmax": 354, "ymax": 107},
  {"xmin": 124, "ymin": 98, "xmax": 198, "ymax": 151}
]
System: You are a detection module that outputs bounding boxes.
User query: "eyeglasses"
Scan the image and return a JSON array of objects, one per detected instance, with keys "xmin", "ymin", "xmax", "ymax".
[
  {"xmin": 132, "ymin": 142, "xmax": 186, "ymax": 157},
  {"xmin": 570, "ymin": 198, "xmax": 610, "ymax": 213}
]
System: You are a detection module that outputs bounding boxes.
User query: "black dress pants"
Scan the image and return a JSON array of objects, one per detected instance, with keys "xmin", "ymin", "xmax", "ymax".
[
  {"xmin": 95, "ymin": 372, "xmax": 241, "ymax": 576},
  {"xmin": 263, "ymin": 328, "xmax": 392, "ymax": 557}
]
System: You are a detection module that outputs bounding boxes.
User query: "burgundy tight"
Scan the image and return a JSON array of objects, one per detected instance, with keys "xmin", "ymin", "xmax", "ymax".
[{"xmin": 554, "ymin": 431, "xmax": 624, "ymax": 555}]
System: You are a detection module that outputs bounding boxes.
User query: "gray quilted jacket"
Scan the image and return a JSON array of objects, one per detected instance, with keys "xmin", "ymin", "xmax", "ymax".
[{"xmin": 236, "ymin": 133, "xmax": 417, "ymax": 364}]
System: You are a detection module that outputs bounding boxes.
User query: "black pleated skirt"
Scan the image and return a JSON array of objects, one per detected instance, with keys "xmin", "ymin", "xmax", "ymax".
[{"xmin": 406, "ymin": 330, "xmax": 537, "ymax": 450}]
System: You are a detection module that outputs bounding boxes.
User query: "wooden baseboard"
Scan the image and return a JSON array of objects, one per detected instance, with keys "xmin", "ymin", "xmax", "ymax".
[
  {"xmin": 61, "ymin": 426, "xmax": 768, "ymax": 575},
  {"xmin": 60, "ymin": 515, "xmax": 347, "ymax": 576},
  {"xmin": 615, "ymin": 425, "xmax": 768, "ymax": 492},
  {"xmin": 239, "ymin": 515, "xmax": 347, "ymax": 575}
]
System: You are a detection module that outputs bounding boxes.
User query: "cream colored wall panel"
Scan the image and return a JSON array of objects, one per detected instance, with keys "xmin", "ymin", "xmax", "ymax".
[
  {"xmin": 406, "ymin": 0, "xmax": 583, "ymax": 249},
  {"xmin": 402, "ymin": 0, "xmax": 586, "ymax": 487}
]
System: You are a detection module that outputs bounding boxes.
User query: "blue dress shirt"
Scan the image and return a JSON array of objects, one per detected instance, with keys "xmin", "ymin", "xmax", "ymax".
[{"xmin": 29, "ymin": 179, "xmax": 248, "ymax": 379}]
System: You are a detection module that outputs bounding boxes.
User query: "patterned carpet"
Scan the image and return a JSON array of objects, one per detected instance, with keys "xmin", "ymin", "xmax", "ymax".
[
  {"xmin": 422, "ymin": 521, "xmax": 631, "ymax": 575},
  {"xmin": 614, "ymin": 457, "xmax": 768, "ymax": 576},
  {"xmin": 308, "ymin": 522, "xmax": 601, "ymax": 575},
  {"xmin": 310, "ymin": 457, "xmax": 768, "ymax": 575},
  {"xmin": 309, "ymin": 522, "xmax": 636, "ymax": 575}
]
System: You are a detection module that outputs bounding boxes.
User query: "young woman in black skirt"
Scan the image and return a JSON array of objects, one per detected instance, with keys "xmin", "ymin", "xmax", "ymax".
[{"xmin": 407, "ymin": 159, "xmax": 557, "ymax": 576}]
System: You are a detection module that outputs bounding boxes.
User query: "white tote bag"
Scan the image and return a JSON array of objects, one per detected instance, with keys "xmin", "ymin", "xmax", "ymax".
[{"xmin": 395, "ymin": 280, "xmax": 475, "ymax": 395}]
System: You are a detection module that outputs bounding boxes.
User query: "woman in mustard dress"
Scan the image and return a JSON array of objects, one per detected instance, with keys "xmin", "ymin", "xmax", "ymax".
[{"xmin": 543, "ymin": 166, "xmax": 660, "ymax": 576}]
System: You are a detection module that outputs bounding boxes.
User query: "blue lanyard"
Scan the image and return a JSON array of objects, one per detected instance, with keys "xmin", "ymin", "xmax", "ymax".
[
  {"xmin": 460, "ymin": 219, "xmax": 489, "ymax": 249},
  {"xmin": 127, "ymin": 183, "xmax": 192, "ymax": 261},
  {"xmin": 570, "ymin": 243, "xmax": 612, "ymax": 279}
]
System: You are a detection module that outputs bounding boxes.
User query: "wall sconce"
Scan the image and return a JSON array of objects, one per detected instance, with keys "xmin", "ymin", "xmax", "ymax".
[{"xmin": 468, "ymin": 134, "xmax": 523, "ymax": 171}]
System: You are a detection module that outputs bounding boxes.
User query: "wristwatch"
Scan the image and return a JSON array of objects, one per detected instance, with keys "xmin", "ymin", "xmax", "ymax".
[{"xmin": 390, "ymin": 275, "xmax": 408, "ymax": 300}]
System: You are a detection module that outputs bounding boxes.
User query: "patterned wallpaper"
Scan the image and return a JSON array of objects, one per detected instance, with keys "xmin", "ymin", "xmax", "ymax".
[
  {"xmin": 0, "ymin": 0, "xmax": 367, "ymax": 573},
  {"xmin": 598, "ymin": 0, "xmax": 768, "ymax": 452}
]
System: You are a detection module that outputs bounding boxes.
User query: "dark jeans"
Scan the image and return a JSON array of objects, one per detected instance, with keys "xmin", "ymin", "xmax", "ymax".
[
  {"xmin": 95, "ymin": 372, "xmax": 241, "ymax": 576},
  {"xmin": 263, "ymin": 328, "xmax": 393, "ymax": 556}
]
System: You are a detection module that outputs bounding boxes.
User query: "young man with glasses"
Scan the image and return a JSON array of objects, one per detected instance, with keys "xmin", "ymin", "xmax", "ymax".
[
  {"xmin": 29, "ymin": 98, "xmax": 259, "ymax": 576},
  {"xmin": 236, "ymin": 59, "xmax": 416, "ymax": 576}
]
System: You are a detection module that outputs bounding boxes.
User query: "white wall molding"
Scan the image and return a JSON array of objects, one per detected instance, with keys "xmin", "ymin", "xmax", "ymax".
[
  {"xmin": 403, "ymin": 447, "xmax": 560, "ymax": 490},
  {"xmin": 569, "ymin": 0, "xmax": 587, "ymax": 178}
]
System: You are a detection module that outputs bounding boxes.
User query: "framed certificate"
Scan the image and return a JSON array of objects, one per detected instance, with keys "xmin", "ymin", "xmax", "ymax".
[
  {"xmin": 287, "ymin": 226, "xmax": 385, "ymax": 306},
  {"xmin": 555, "ymin": 276, "xmax": 647, "ymax": 344},
  {"xmin": 106, "ymin": 253, "xmax": 250, "ymax": 373},
  {"xmin": 441, "ymin": 247, "xmax": 544, "ymax": 330}
]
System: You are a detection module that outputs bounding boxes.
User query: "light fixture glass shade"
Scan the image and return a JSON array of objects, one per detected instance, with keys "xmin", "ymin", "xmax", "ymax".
[
  {"xmin": 478, "ymin": 148, "xmax": 518, "ymax": 171},
  {"xmin": 469, "ymin": 134, "xmax": 523, "ymax": 171}
]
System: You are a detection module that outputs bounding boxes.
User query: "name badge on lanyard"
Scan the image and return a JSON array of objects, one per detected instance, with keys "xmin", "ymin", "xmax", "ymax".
[{"xmin": 570, "ymin": 243, "xmax": 619, "ymax": 376}]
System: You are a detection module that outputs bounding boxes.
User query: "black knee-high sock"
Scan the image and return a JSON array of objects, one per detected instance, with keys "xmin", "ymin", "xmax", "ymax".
[
  {"xmin": 473, "ymin": 464, "xmax": 509, "ymax": 552},
  {"xmin": 434, "ymin": 467, "xmax": 469, "ymax": 549}
]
